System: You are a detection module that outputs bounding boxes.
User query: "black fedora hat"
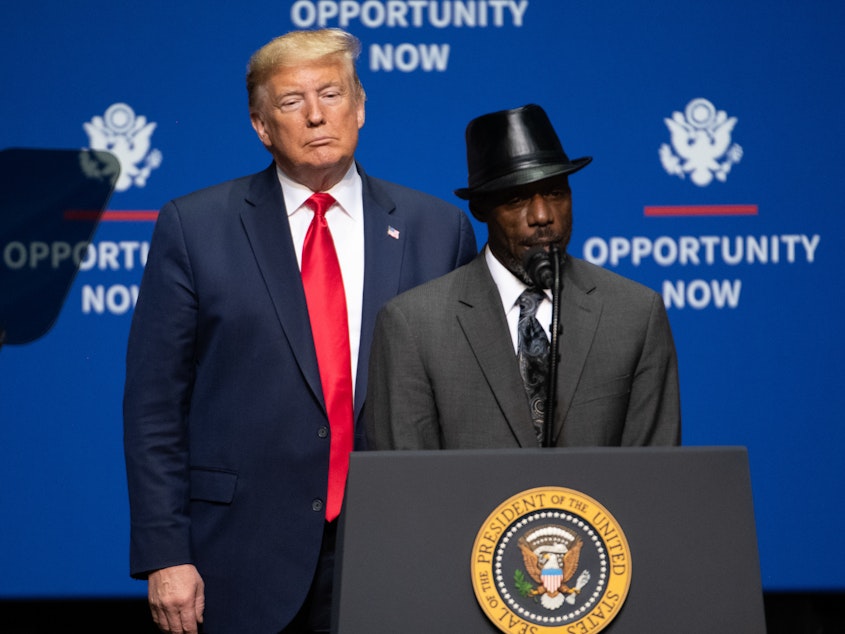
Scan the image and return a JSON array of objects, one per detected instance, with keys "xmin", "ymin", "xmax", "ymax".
[{"xmin": 454, "ymin": 104, "xmax": 592, "ymax": 200}]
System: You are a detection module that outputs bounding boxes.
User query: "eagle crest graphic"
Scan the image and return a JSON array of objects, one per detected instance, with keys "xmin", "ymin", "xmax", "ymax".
[
  {"xmin": 658, "ymin": 97, "xmax": 743, "ymax": 187},
  {"xmin": 83, "ymin": 103, "xmax": 162, "ymax": 192},
  {"xmin": 517, "ymin": 526, "xmax": 591, "ymax": 610}
]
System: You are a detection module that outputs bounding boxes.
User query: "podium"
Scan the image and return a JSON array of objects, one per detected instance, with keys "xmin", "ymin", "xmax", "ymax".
[{"xmin": 334, "ymin": 447, "xmax": 765, "ymax": 633}]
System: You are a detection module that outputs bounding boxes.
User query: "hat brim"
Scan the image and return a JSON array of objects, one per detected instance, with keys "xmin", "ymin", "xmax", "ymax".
[{"xmin": 454, "ymin": 156, "xmax": 592, "ymax": 200}]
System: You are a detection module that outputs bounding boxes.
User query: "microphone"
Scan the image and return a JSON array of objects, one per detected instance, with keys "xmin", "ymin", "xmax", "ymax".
[
  {"xmin": 522, "ymin": 245, "xmax": 564, "ymax": 448},
  {"xmin": 522, "ymin": 247, "xmax": 554, "ymax": 289}
]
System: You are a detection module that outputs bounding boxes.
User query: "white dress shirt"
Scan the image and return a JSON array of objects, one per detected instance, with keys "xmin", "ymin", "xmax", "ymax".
[
  {"xmin": 277, "ymin": 163, "xmax": 365, "ymax": 392},
  {"xmin": 485, "ymin": 246, "xmax": 552, "ymax": 353}
]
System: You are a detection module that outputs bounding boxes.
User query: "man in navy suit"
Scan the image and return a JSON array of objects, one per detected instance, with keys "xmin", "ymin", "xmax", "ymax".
[{"xmin": 123, "ymin": 29, "xmax": 476, "ymax": 634}]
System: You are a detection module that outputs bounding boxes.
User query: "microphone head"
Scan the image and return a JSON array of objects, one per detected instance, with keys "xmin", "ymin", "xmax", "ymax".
[{"xmin": 522, "ymin": 247, "xmax": 554, "ymax": 289}]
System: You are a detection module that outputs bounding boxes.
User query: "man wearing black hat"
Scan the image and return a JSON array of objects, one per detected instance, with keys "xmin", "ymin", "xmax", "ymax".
[{"xmin": 365, "ymin": 104, "xmax": 680, "ymax": 449}]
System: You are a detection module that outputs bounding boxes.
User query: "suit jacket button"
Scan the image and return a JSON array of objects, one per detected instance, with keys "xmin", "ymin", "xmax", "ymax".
[
  {"xmin": 318, "ymin": 426, "xmax": 329, "ymax": 438},
  {"xmin": 312, "ymin": 499, "xmax": 324, "ymax": 512}
]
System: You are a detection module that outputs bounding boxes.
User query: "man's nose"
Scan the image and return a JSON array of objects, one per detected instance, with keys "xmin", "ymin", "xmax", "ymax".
[
  {"xmin": 305, "ymin": 97, "xmax": 325, "ymax": 126},
  {"xmin": 527, "ymin": 195, "xmax": 553, "ymax": 225}
]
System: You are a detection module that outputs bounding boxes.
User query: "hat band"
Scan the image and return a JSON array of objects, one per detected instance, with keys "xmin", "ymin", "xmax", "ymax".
[{"xmin": 468, "ymin": 153, "xmax": 578, "ymax": 189}]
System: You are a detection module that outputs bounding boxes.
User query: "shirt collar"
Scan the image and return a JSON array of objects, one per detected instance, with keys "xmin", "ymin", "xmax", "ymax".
[
  {"xmin": 276, "ymin": 162, "xmax": 362, "ymax": 222},
  {"xmin": 485, "ymin": 245, "xmax": 553, "ymax": 310},
  {"xmin": 485, "ymin": 246, "xmax": 528, "ymax": 313}
]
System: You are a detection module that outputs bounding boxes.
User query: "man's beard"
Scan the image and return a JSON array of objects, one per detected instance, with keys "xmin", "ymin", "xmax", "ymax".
[{"xmin": 501, "ymin": 232, "xmax": 570, "ymax": 286}]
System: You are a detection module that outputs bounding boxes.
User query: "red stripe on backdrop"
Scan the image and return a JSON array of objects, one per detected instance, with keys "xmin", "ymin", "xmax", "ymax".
[
  {"xmin": 64, "ymin": 210, "xmax": 159, "ymax": 221},
  {"xmin": 644, "ymin": 205, "xmax": 758, "ymax": 217},
  {"xmin": 102, "ymin": 210, "xmax": 159, "ymax": 221}
]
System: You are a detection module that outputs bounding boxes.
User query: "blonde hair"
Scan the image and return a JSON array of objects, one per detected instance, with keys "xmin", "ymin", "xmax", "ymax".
[{"xmin": 246, "ymin": 29, "xmax": 366, "ymax": 110}]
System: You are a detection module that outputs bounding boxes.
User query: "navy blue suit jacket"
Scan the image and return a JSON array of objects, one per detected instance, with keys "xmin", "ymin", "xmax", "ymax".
[{"xmin": 123, "ymin": 163, "xmax": 477, "ymax": 632}]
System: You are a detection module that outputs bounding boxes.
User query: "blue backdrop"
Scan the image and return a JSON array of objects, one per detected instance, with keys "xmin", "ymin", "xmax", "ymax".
[{"xmin": 2, "ymin": 0, "xmax": 843, "ymax": 596}]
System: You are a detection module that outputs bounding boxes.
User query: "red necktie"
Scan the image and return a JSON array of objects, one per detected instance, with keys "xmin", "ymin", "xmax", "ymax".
[{"xmin": 301, "ymin": 192, "xmax": 353, "ymax": 521}]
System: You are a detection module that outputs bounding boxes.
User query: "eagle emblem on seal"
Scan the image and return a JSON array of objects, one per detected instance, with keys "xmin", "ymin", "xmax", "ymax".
[{"xmin": 516, "ymin": 525, "xmax": 592, "ymax": 610}]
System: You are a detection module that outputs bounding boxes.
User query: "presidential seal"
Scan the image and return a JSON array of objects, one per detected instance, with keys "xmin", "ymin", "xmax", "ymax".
[{"xmin": 471, "ymin": 487, "xmax": 631, "ymax": 633}]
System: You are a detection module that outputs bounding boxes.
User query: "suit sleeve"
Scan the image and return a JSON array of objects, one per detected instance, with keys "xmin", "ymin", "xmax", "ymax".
[
  {"xmin": 365, "ymin": 301, "xmax": 443, "ymax": 449},
  {"xmin": 123, "ymin": 201, "xmax": 197, "ymax": 577},
  {"xmin": 621, "ymin": 293, "xmax": 682, "ymax": 446},
  {"xmin": 456, "ymin": 211, "xmax": 479, "ymax": 268}
]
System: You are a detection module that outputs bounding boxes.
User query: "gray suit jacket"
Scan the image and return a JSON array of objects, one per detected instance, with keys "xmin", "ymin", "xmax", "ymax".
[{"xmin": 365, "ymin": 253, "xmax": 680, "ymax": 448}]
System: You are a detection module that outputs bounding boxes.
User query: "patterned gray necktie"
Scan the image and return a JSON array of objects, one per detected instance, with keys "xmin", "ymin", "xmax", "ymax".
[{"xmin": 517, "ymin": 288, "xmax": 550, "ymax": 444}]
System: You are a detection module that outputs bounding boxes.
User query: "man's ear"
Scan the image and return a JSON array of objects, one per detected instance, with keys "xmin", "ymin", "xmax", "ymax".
[
  {"xmin": 356, "ymin": 98, "xmax": 365, "ymax": 130},
  {"xmin": 250, "ymin": 111, "xmax": 271, "ymax": 148},
  {"xmin": 468, "ymin": 200, "xmax": 487, "ymax": 223}
]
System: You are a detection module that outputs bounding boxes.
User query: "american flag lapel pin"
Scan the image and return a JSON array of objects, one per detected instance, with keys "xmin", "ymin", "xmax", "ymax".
[{"xmin": 387, "ymin": 225, "xmax": 400, "ymax": 240}]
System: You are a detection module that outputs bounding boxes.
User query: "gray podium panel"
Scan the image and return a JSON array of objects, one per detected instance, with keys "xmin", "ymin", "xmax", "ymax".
[{"xmin": 334, "ymin": 447, "xmax": 765, "ymax": 633}]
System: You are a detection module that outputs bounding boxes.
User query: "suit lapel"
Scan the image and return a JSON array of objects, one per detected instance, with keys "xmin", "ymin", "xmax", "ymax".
[
  {"xmin": 456, "ymin": 256, "xmax": 539, "ymax": 448},
  {"xmin": 238, "ymin": 164, "xmax": 325, "ymax": 410},
  {"xmin": 553, "ymin": 261, "xmax": 602, "ymax": 443},
  {"xmin": 355, "ymin": 167, "xmax": 406, "ymax": 419},
  {"xmin": 236, "ymin": 164, "xmax": 411, "ymax": 421}
]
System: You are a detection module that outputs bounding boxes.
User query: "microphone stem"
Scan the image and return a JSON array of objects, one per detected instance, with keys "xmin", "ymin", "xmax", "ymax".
[{"xmin": 543, "ymin": 246, "xmax": 562, "ymax": 447}]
